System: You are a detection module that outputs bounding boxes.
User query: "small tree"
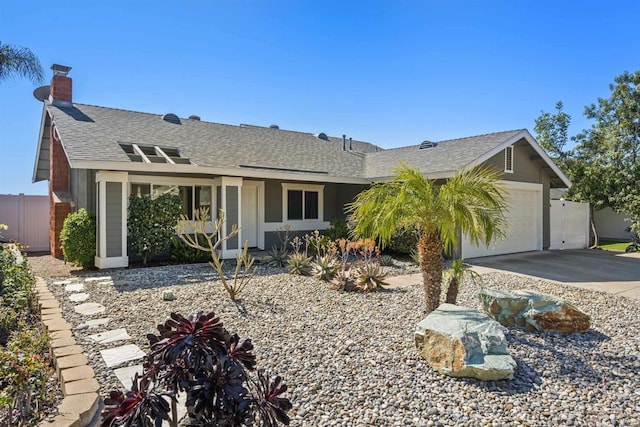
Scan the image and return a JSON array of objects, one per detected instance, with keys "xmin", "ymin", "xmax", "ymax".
[
  {"xmin": 60, "ymin": 209, "xmax": 96, "ymax": 267},
  {"xmin": 128, "ymin": 193, "xmax": 182, "ymax": 266},
  {"xmin": 176, "ymin": 208, "xmax": 256, "ymax": 300},
  {"xmin": 443, "ymin": 259, "xmax": 481, "ymax": 304}
]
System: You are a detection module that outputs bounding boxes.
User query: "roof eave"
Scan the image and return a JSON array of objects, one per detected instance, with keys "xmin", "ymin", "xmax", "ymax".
[
  {"xmin": 70, "ymin": 160, "xmax": 371, "ymax": 184},
  {"xmin": 32, "ymin": 105, "xmax": 50, "ymax": 183}
]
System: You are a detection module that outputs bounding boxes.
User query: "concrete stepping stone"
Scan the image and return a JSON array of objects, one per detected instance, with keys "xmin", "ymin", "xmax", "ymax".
[
  {"xmin": 100, "ymin": 344, "xmax": 146, "ymax": 368},
  {"xmin": 74, "ymin": 318, "xmax": 111, "ymax": 330},
  {"xmin": 65, "ymin": 283, "xmax": 85, "ymax": 292},
  {"xmin": 69, "ymin": 293, "xmax": 90, "ymax": 303},
  {"xmin": 74, "ymin": 302, "xmax": 106, "ymax": 316},
  {"xmin": 85, "ymin": 276, "xmax": 111, "ymax": 282},
  {"xmin": 114, "ymin": 364, "xmax": 144, "ymax": 389},
  {"xmin": 53, "ymin": 280, "xmax": 72, "ymax": 285},
  {"xmin": 88, "ymin": 328, "xmax": 130, "ymax": 344}
]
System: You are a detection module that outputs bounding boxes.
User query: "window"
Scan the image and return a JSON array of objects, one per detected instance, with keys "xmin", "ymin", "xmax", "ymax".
[
  {"xmin": 131, "ymin": 183, "xmax": 213, "ymax": 220},
  {"xmin": 282, "ymin": 184, "xmax": 323, "ymax": 222},
  {"xmin": 505, "ymin": 145, "xmax": 514, "ymax": 173}
]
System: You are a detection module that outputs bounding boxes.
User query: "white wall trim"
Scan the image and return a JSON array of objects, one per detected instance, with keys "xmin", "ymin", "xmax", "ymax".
[
  {"xmin": 95, "ymin": 255, "xmax": 129, "ymax": 269},
  {"xmin": 242, "ymin": 181, "xmax": 265, "ymax": 250},
  {"xmin": 281, "ymin": 182, "xmax": 324, "ymax": 222},
  {"xmin": 128, "ymin": 175, "xmax": 216, "ymax": 186},
  {"xmin": 263, "ymin": 221, "xmax": 331, "ymax": 233}
]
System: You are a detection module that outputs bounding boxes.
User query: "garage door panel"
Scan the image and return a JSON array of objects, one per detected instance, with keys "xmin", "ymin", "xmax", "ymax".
[{"xmin": 462, "ymin": 187, "xmax": 541, "ymax": 258}]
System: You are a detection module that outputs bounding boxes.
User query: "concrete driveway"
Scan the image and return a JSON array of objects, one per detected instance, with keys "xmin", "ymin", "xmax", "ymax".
[{"xmin": 467, "ymin": 249, "xmax": 640, "ymax": 300}]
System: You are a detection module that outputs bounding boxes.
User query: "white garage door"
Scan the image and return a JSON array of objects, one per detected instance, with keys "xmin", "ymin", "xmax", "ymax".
[{"xmin": 461, "ymin": 184, "xmax": 542, "ymax": 259}]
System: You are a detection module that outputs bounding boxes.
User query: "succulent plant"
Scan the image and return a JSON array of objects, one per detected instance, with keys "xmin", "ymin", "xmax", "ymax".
[
  {"xmin": 378, "ymin": 254, "xmax": 395, "ymax": 267},
  {"xmin": 265, "ymin": 247, "xmax": 289, "ymax": 268},
  {"xmin": 287, "ymin": 252, "xmax": 312, "ymax": 276},
  {"xmin": 329, "ymin": 268, "xmax": 356, "ymax": 291},
  {"xmin": 311, "ymin": 254, "xmax": 338, "ymax": 281},
  {"xmin": 355, "ymin": 262, "xmax": 388, "ymax": 292},
  {"xmin": 101, "ymin": 311, "xmax": 292, "ymax": 426}
]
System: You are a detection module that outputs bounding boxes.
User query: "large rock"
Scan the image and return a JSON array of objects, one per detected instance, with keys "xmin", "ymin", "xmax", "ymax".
[
  {"xmin": 479, "ymin": 289, "xmax": 590, "ymax": 333},
  {"xmin": 414, "ymin": 303, "xmax": 516, "ymax": 381}
]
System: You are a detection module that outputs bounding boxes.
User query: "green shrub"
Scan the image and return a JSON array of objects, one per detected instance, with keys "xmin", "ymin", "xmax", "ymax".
[
  {"xmin": 387, "ymin": 225, "xmax": 420, "ymax": 254},
  {"xmin": 325, "ymin": 219, "xmax": 350, "ymax": 240},
  {"xmin": 7, "ymin": 327, "xmax": 50, "ymax": 356},
  {"xmin": 0, "ymin": 307, "xmax": 19, "ymax": 346},
  {"xmin": 60, "ymin": 208, "xmax": 96, "ymax": 267},
  {"xmin": 170, "ymin": 235, "xmax": 210, "ymax": 264},
  {"xmin": 128, "ymin": 193, "xmax": 182, "ymax": 265},
  {"xmin": 0, "ymin": 250, "xmax": 35, "ymax": 312}
]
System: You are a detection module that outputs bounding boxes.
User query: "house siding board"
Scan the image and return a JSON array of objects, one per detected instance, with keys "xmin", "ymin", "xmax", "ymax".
[
  {"xmin": 264, "ymin": 180, "xmax": 282, "ymax": 223},
  {"xmin": 226, "ymin": 186, "xmax": 238, "ymax": 250},
  {"xmin": 70, "ymin": 169, "xmax": 96, "ymax": 214},
  {"xmin": 105, "ymin": 182, "xmax": 122, "ymax": 257}
]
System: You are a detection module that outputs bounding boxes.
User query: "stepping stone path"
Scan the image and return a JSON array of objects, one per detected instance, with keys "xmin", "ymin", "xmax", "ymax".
[
  {"xmin": 74, "ymin": 318, "xmax": 111, "ymax": 330},
  {"xmin": 100, "ymin": 344, "xmax": 146, "ymax": 368},
  {"xmin": 74, "ymin": 302, "xmax": 106, "ymax": 316},
  {"xmin": 69, "ymin": 292, "xmax": 90, "ymax": 302},
  {"xmin": 88, "ymin": 328, "xmax": 130, "ymax": 344},
  {"xmin": 64, "ymin": 283, "xmax": 85, "ymax": 292}
]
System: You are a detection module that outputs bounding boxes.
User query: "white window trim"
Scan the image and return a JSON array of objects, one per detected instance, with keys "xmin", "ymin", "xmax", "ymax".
[
  {"xmin": 280, "ymin": 183, "xmax": 327, "ymax": 230},
  {"xmin": 504, "ymin": 145, "xmax": 514, "ymax": 173}
]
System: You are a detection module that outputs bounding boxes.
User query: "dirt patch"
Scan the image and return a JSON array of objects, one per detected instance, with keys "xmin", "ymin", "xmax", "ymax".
[{"xmin": 26, "ymin": 252, "xmax": 89, "ymax": 279}]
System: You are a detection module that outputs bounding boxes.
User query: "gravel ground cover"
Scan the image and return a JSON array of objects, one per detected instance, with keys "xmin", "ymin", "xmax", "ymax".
[{"xmin": 43, "ymin": 261, "xmax": 640, "ymax": 426}]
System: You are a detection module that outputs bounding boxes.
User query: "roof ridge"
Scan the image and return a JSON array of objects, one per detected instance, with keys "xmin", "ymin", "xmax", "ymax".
[{"xmin": 373, "ymin": 129, "xmax": 526, "ymax": 152}]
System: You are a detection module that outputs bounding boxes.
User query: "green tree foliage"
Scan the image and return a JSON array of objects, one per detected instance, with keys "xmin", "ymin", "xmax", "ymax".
[
  {"xmin": 572, "ymin": 71, "xmax": 640, "ymax": 233},
  {"xmin": 347, "ymin": 164, "xmax": 507, "ymax": 313},
  {"xmin": 534, "ymin": 101, "xmax": 571, "ymax": 161},
  {"xmin": 0, "ymin": 41, "xmax": 44, "ymax": 84},
  {"xmin": 60, "ymin": 209, "xmax": 96, "ymax": 268},
  {"xmin": 128, "ymin": 193, "xmax": 182, "ymax": 265}
]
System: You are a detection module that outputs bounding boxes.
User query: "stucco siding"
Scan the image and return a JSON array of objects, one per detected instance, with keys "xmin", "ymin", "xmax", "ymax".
[{"xmin": 105, "ymin": 182, "xmax": 122, "ymax": 257}]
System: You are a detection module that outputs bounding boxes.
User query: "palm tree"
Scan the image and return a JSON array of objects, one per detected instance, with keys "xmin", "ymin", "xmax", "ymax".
[
  {"xmin": 347, "ymin": 164, "xmax": 507, "ymax": 313},
  {"xmin": 0, "ymin": 41, "xmax": 44, "ymax": 84},
  {"xmin": 443, "ymin": 258, "xmax": 481, "ymax": 304}
]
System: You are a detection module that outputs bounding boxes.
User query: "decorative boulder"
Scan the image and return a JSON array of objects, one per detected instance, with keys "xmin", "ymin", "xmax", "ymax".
[
  {"xmin": 414, "ymin": 303, "xmax": 516, "ymax": 381},
  {"xmin": 479, "ymin": 289, "xmax": 590, "ymax": 334}
]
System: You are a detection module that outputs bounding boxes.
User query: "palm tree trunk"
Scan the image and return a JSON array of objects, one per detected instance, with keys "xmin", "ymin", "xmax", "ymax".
[
  {"xmin": 445, "ymin": 277, "xmax": 459, "ymax": 304},
  {"xmin": 418, "ymin": 233, "xmax": 444, "ymax": 313}
]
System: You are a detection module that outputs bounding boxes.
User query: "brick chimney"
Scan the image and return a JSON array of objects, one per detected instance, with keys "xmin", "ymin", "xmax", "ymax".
[{"xmin": 49, "ymin": 64, "xmax": 72, "ymax": 107}]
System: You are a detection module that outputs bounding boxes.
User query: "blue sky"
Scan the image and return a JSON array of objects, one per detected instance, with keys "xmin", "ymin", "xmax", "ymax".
[{"xmin": 1, "ymin": 1, "xmax": 639, "ymax": 195}]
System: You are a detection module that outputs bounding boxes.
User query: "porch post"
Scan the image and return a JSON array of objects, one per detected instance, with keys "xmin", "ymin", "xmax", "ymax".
[
  {"xmin": 214, "ymin": 177, "xmax": 243, "ymax": 259},
  {"xmin": 95, "ymin": 171, "xmax": 129, "ymax": 269}
]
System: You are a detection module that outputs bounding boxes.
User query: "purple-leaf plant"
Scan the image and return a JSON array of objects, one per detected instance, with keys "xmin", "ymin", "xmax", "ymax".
[{"xmin": 101, "ymin": 311, "xmax": 292, "ymax": 427}]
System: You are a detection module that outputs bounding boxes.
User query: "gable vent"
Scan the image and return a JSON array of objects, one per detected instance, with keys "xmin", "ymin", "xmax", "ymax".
[
  {"xmin": 162, "ymin": 113, "xmax": 181, "ymax": 124},
  {"xmin": 505, "ymin": 145, "xmax": 514, "ymax": 172},
  {"xmin": 188, "ymin": 115, "xmax": 201, "ymax": 121},
  {"xmin": 419, "ymin": 140, "xmax": 438, "ymax": 149},
  {"xmin": 315, "ymin": 132, "xmax": 329, "ymax": 141}
]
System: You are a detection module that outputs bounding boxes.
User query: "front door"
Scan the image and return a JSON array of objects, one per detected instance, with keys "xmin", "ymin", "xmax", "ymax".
[{"xmin": 241, "ymin": 185, "xmax": 258, "ymax": 248}]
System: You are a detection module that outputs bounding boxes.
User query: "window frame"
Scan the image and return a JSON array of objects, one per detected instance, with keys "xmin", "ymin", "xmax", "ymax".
[
  {"xmin": 504, "ymin": 145, "xmax": 514, "ymax": 173},
  {"xmin": 281, "ymin": 183, "xmax": 324, "ymax": 225}
]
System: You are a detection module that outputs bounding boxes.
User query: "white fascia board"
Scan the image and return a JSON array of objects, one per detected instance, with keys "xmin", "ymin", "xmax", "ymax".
[
  {"xmin": 367, "ymin": 170, "xmax": 458, "ymax": 183},
  {"xmin": 32, "ymin": 106, "xmax": 49, "ymax": 183},
  {"xmin": 71, "ymin": 160, "xmax": 370, "ymax": 184},
  {"xmin": 468, "ymin": 130, "xmax": 572, "ymax": 188}
]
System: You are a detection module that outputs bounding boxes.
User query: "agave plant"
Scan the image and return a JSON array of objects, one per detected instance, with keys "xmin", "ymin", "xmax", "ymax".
[
  {"xmin": 101, "ymin": 311, "xmax": 292, "ymax": 426},
  {"xmin": 329, "ymin": 267, "xmax": 356, "ymax": 291},
  {"xmin": 287, "ymin": 252, "xmax": 312, "ymax": 276},
  {"xmin": 265, "ymin": 247, "xmax": 288, "ymax": 268},
  {"xmin": 355, "ymin": 262, "xmax": 388, "ymax": 292},
  {"xmin": 311, "ymin": 254, "xmax": 338, "ymax": 281},
  {"xmin": 378, "ymin": 254, "xmax": 395, "ymax": 267}
]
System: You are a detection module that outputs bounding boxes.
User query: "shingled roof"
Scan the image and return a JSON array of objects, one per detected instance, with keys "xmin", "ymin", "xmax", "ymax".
[{"xmin": 34, "ymin": 101, "xmax": 570, "ymax": 187}]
